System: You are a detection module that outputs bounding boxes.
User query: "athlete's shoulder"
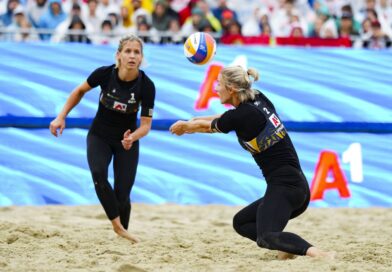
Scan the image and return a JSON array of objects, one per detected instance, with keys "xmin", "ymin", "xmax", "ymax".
[
  {"xmin": 139, "ymin": 70, "xmax": 154, "ymax": 82},
  {"xmin": 236, "ymin": 100, "xmax": 267, "ymax": 125},
  {"xmin": 253, "ymin": 89, "xmax": 267, "ymax": 101},
  {"xmin": 221, "ymin": 106, "xmax": 252, "ymax": 124},
  {"xmin": 237, "ymin": 102, "xmax": 261, "ymax": 117},
  {"xmin": 139, "ymin": 70, "xmax": 155, "ymax": 88},
  {"xmin": 87, "ymin": 64, "xmax": 115, "ymax": 87},
  {"xmin": 92, "ymin": 64, "xmax": 115, "ymax": 76},
  {"xmin": 254, "ymin": 89, "xmax": 276, "ymax": 110}
]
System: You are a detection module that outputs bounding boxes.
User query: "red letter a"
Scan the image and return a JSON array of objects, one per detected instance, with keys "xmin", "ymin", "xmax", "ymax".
[
  {"xmin": 195, "ymin": 64, "xmax": 223, "ymax": 110},
  {"xmin": 310, "ymin": 151, "xmax": 351, "ymax": 200}
]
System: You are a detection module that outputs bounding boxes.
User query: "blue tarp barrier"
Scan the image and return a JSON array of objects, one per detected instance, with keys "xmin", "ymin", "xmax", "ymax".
[
  {"xmin": 0, "ymin": 128, "xmax": 391, "ymax": 207},
  {"xmin": 0, "ymin": 43, "xmax": 391, "ymax": 207}
]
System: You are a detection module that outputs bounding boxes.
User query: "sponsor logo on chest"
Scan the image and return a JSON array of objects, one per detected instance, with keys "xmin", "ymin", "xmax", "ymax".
[{"xmin": 113, "ymin": 101, "xmax": 127, "ymax": 112}]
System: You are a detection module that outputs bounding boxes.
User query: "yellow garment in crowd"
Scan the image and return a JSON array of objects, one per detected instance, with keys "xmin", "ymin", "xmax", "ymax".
[{"xmin": 122, "ymin": 0, "xmax": 154, "ymax": 27}]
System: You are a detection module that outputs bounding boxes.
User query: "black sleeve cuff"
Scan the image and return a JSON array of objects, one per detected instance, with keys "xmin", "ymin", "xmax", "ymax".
[
  {"xmin": 211, "ymin": 118, "xmax": 222, "ymax": 133},
  {"xmin": 141, "ymin": 107, "xmax": 153, "ymax": 117}
]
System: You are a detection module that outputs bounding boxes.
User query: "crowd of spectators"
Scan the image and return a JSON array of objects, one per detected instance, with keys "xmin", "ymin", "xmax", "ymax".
[{"xmin": 0, "ymin": 0, "xmax": 391, "ymax": 48}]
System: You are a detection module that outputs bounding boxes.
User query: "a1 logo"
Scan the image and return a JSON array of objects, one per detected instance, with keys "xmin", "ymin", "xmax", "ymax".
[{"xmin": 310, "ymin": 143, "xmax": 363, "ymax": 201}]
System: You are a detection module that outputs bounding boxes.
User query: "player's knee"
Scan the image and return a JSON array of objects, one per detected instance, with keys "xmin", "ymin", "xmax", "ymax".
[
  {"xmin": 115, "ymin": 187, "xmax": 131, "ymax": 203},
  {"xmin": 118, "ymin": 197, "xmax": 130, "ymax": 208},
  {"xmin": 256, "ymin": 232, "xmax": 277, "ymax": 250},
  {"xmin": 256, "ymin": 236, "xmax": 269, "ymax": 249},
  {"xmin": 232, "ymin": 213, "xmax": 243, "ymax": 234},
  {"xmin": 91, "ymin": 170, "xmax": 107, "ymax": 189}
]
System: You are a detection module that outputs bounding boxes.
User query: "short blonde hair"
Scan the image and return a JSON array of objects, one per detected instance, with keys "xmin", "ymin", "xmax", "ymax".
[
  {"xmin": 220, "ymin": 66, "xmax": 260, "ymax": 103},
  {"xmin": 115, "ymin": 34, "xmax": 144, "ymax": 68}
]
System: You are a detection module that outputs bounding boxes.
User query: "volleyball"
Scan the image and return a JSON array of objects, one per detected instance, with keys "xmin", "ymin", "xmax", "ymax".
[{"xmin": 184, "ymin": 32, "xmax": 217, "ymax": 65}]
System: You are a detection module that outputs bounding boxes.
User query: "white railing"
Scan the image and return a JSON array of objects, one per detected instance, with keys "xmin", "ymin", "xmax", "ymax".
[
  {"xmin": 0, "ymin": 27, "xmax": 368, "ymax": 47},
  {"xmin": 0, "ymin": 27, "xmax": 223, "ymax": 44}
]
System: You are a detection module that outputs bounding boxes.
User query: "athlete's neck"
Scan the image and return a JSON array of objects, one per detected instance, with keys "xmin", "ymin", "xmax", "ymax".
[
  {"xmin": 231, "ymin": 95, "xmax": 241, "ymax": 108},
  {"xmin": 118, "ymin": 67, "xmax": 139, "ymax": 82}
]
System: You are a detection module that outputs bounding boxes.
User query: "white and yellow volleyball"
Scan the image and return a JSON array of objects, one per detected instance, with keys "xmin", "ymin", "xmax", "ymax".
[{"xmin": 184, "ymin": 32, "xmax": 217, "ymax": 65}]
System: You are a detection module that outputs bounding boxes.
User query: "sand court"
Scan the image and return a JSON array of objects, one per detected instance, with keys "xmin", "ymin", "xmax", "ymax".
[{"xmin": 1, "ymin": 204, "xmax": 391, "ymax": 272}]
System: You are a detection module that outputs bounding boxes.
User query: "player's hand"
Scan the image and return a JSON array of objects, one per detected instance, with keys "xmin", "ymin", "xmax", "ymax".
[
  {"xmin": 122, "ymin": 129, "xmax": 134, "ymax": 150},
  {"xmin": 170, "ymin": 121, "xmax": 188, "ymax": 136},
  {"xmin": 49, "ymin": 117, "xmax": 65, "ymax": 137}
]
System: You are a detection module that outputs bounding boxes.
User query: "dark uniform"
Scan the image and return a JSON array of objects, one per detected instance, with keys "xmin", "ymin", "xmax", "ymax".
[
  {"xmin": 86, "ymin": 65, "xmax": 155, "ymax": 230},
  {"xmin": 211, "ymin": 91, "xmax": 312, "ymax": 255}
]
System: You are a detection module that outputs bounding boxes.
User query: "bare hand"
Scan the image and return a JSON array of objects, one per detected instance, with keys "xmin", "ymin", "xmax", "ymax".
[
  {"xmin": 170, "ymin": 120, "xmax": 188, "ymax": 136},
  {"xmin": 49, "ymin": 117, "xmax": 65, "ymax": 137},
  {"xmin": 121, "ymin": 129, "xmax": 134, "ymax": 150}
]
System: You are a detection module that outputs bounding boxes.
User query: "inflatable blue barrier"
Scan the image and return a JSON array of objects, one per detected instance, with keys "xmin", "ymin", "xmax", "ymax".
[
  {"xmin": 0, "ymin": 43, "xmax": 391, "ymax": 207},
  {"xmin": 0, "ymin": 128, "xmax": 391, "ymax": 207}
]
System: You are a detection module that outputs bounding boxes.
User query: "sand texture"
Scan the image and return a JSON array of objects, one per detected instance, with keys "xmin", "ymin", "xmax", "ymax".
[{"xmin": 1, "ymin": 204, "xmax": 391, "ymax": 272}]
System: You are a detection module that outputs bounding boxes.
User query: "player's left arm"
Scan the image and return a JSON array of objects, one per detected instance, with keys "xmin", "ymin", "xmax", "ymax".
[
  {"xmin": 128, "ymin": 76, "xmax": 155, "ymax": 141},
  {"xmin": 130, "ymin": 116, "xmax": 152, "ymax": 141}
]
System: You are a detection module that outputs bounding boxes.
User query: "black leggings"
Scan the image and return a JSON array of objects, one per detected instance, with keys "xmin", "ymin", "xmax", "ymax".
[
  {"xmin": 87, "ymin": 132, "xmax": 139, "ymax": 230},
  {"xmin": 233, "ymin": 166, "xmax": 312, "ymax": 255}
]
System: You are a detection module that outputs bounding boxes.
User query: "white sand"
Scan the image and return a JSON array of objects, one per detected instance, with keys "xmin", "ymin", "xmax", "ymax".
[{"xmin": 1, "ymin": 204, "xmax": 391, "ymax": 272}]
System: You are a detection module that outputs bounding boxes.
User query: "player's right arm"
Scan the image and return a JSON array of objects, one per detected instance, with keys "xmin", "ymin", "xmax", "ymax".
[
  {"xmin": 49, "ymin": 81, "xmax": 92, "ymax": 137},
  {"xmin": 170, "ymin": 119, "xmax": 213, "ymax": 135}
]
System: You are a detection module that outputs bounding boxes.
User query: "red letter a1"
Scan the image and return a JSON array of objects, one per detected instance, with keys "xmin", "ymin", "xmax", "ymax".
[{"xmin": 310, "ymin": 151, "xmax": 351, "ymax": 200}]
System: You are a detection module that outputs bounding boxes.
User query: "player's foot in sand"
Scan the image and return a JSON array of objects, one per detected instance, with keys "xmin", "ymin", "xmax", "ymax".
[
  {"xmin": 114, "ymin": 227, "xmax": 140, "ymax": 243},
  {"xmin": 111, "ymin": 217, "xmax": 140, "ymax": 243},
  {"xmin": 306, "ymin": 247, "xmax": 335, "ymax": 259},
  {"xmin": 277, "ymin": 251, "xmax": 297, "ymax": 260}
]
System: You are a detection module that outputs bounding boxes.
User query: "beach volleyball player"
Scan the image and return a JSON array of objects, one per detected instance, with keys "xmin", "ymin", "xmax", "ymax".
[
  {"xmin": 170, "ymin": 65, "xmax": 334, "ymax": 259},
  {"xmin": 49, "ymin": 35, "xmax": 155, "ymax": 243}
]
